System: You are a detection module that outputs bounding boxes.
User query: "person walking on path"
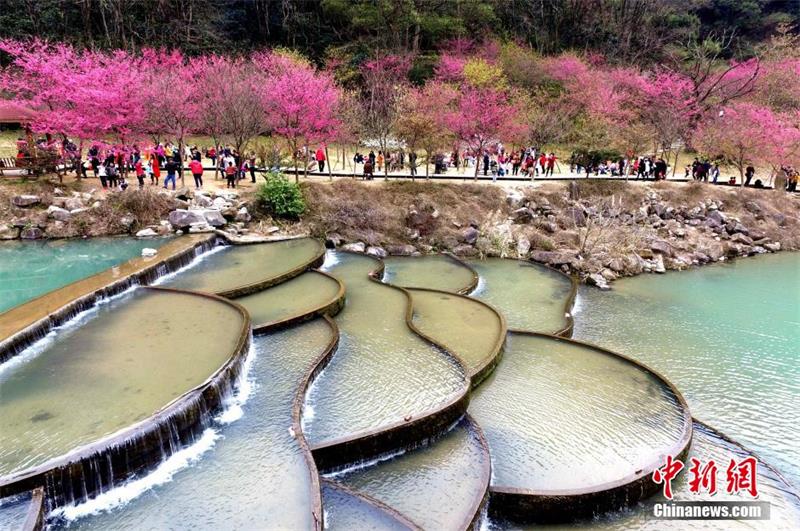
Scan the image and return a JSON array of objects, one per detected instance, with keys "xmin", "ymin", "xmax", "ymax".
[
  {"xmin": 134, "ymin": 159, "xmax": 145, "ymax": 188},
  {"xmin": 152, "ymin": 155, "xmax": 160, "ymax": 186},
  {"xmin": 164, "ymin": 159, "xmax": 177, "ymax": 190},
  {"xmin": 189, "ymin": 158, "xmax": 204, "ymax": 189},
  {"xmin": 315, "ymin": 146, "xmax": 326, "ymax": 173}
]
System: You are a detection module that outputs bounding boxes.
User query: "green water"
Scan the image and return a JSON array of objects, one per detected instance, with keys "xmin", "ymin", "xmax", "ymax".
[
  {"xmin": 470, "ymin": 333, "xmax": 688, "ymax": 492},
  {"xmin": 573, "ymin": 253, "xmax": 800, "ymax": 487},
  {"xmin": 0, "ymin": 237, "xmax": 171, "ymax": 313},
  {"xmin": 234, "ymin": 270, "xmax": 342, "ymax": 328},
  {"xmin": 66, "ymin": 319, "xmax": 335, "ymax": 530},
  {"xmin": 497, "ymin": 422, "xmax": 800, "ymax": 530},
  {"xmin": 0, "ymin": 289, "xmax": 244, "ymax": 476},
  {"xmin": 382, "ymin": 255, "xmax": 476, "ymax": 293},
  {"xmin": 335, "ymin": 417, "xmax": 489, "ymax": 530},
  {"xmin": 466, "ymin": 258, "xmax": 573, "ymax": 333},
  {"xmin": 162, "ymin": 238, "xmax": 323, "ymax": 295},
  {"xmin": 408, "ymin": 288, "xmax": 505, "ymax": 378},
  {"xmin": 304, "ymin": 252, "xmax": 467, "ymax": 446}
]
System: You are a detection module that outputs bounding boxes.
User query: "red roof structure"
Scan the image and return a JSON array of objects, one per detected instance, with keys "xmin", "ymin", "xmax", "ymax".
[{"xmin": 0, "ymin": 101, "xmax": 37, "ymax": 124}]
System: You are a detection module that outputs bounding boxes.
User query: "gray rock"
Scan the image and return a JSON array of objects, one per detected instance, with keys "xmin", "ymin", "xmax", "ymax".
[
  {"xmin": 141, "ymin": 247, "xmax": 158, "ymax": 257},
  {"xmin": 175, "ymin": 187, "xmax": 193, "ymax": 201},
  {"xmin": 385, "ymin": 244, "xmax": 416, "ymax": 256},
  {"xmin": 506, "ymin": 190, "xmax": 525, "ymax": 209},
  {"xmin": 20, "ymin": 227, "xmax": 43, "ymax": 240},
  {"xmin": 707, "ymin": 210, "xmax": 726, "ymax": 225},
  {"xmin": 764, "ymin": 242, "xmax": 781, "ymax": 252},
  {"xmin": 136, "ymin": 228, "xmax": 158, "ymax": 238},
  {"xmin": 235, "ymin": 207, "xmax": 251, "ymax": 223},
  {"xmin": 64, "ymin": 197, "xmax": 84, "ymax": 211},
  {"xmin": 452, "ymin": 244, "xmax": 478, "ymax": 257},
  {"xmin": 194, "ymin": 194, "xmax": 213, "ymax": 207},
  {"xmin": 461, "ymin": 226, "xmax": 479, "ymax": 245},
  {"xmin": 53, "ymin": 187, "xmax": 65, "ymax": 196},
  {"xmin": 530, "ymin": 250, "xmax": 576, "ymax": 266},
  {"xmin": 650, "ymin": 239, "xmax": 673, "ymax": 256},
  {"xmin": 47, "ymin": 205, "xmax": 71, "ymax": 222},
  {"xmin": 0, "ymin": 225, "xmax": 19, "ymax": 240},
  {"xmin": 201, "ymin": 209, "xmax": 227, "ymax": 227},
  {"xmin": 607, "ymin": 257, "xmax": 625, "ymax": 273},
  {"xmin": 516, "ymin": 237, "xmax": 531, "ymax": 257},
  {"xmin": 366, "ymin": 246, "xmax": 388, "ymax": 258},
  {"xmin": 653, "ymin": 254, "xmax": 666, "ymax": 273},
  {"xmin": 588, "ymin": 273, "xmax": 611, "ymax": 290},
  {"xmin": 168, "ymin": 209, "xmax": 206, "ymax": 228},
  {"xmin": 510, "ymin": 207, "xmax": 533, "ymax": 224},
  {"xmin": 70, "ymin": 207, "xmax": 90, "ymax": 215},
  {"xmin": 341, "ymin": 242, "xmax": 366, "ymax": 253},
  {"xmin": 12, "ymin": 195, "xmax": 41, "ymax": 207},
  {"xmin": 772, "ymin": 213, "xmax": 786, "ymax": 226},
  {"xmin": 731, "ymin": 233, "xmax": 753, "ymax": 245}
]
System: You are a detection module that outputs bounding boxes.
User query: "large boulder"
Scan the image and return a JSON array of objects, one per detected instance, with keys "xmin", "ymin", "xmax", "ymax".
[
  {"xmin": 385, "ymin": 243, "xmax": 416, "ymax": 256},
  {"xmin": 516, "ymin": 237, "xmax": 531, "ymax": 257},
  {"xmin": 194, "ymin": 194, "xmax": 213, "ymax": 207},
  {"xmin": 168, "ymin": 209, "xmax": 206, "ymax": 228},
  {"xmin": 64, "ymin": 197, "xmax": 84, "ymax": 211},
  {"xmin": 587, "ymin": 273, "xmax": 611, "ymax": 290},
  {"xmin": 366, "ymin": 246, "xmax": 387, "ymax": 258},
  {"xmin": 506, "ymin": 190, "xmax": 525, "ymax": 209},
  {"xmin": 652, "ymin": 254, "xmax": 666, "ymax": 273},
  {"xmin": 530, "ymin": 250, "xmax": 576, "ymax": 267},
  {"xmin": 341, "ymin": 242, "xmax": 366, "ymax": 253},
  {"xmin": 452, "ymin": 244, "xmax": 478, "ymax": 257},
  {"xmin": 731, "ymin": 232, "xmax": 753, "ymax": 246},
  {"xmin": 565, "ymin": 207, "xmax": 586, "ymax": 227},
  {"xmin": 12, "ymin": 195, "xmax": 40, "ymax": 208},
  {"xmin": 201, "ymin": 209, "xmax": 227, "ymax": 227},
  {"xmin": 188, "ymin": 222, "xmax": 214, "ymax": 233},
  {"xmin": 650, "ymin": 239, "xmax": 674, "ymax": 256},
  {"xmin": 47, "ymin": 205, "xmax": 71, "ymax": 222}
]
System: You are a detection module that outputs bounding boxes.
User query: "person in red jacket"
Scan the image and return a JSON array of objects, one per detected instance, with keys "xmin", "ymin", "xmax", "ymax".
[
  {"xmin": 315, "ymin": 146, "xmax": 326, "ymax": 172},
  {"xmin": 189, "ymin": 158, "xmax": 204, "ymax": 189}
]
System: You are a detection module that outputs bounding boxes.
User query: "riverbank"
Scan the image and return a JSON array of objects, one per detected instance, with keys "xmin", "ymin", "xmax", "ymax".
[{"xmin": 1, "ymin": 177, "xmax": 797, "ymax": 288}]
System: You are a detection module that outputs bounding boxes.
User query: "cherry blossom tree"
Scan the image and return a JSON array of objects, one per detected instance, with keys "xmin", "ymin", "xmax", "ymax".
[
  {"xmin": 260, "ymin": 53, "xmax": 341, "ymax": 182},
  {"xmin": 694, "ymin": 102, "xmax": 789, "ymax": 186},
  {"xmin": 441, "ymin": 86, "xmax": 525, "ymax": 179}
]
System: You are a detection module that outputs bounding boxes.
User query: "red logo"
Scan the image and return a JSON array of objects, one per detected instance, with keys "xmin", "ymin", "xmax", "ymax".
[{"xmin": 654, "ymin": 456, "xmax": 759, "ymax": 500}]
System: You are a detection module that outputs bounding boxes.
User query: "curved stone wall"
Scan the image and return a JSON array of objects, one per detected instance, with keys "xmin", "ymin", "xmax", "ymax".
[
  {"xmin": 0, "ymin": 234, "xmax": 217, "ymax": 364},
  {"xmin": 482, "ymin": 331, "xmax": 693, "ymax": 524},
  {"xmin": 0, "ymin": 287, "xmax": 252, "ymax": 511}
]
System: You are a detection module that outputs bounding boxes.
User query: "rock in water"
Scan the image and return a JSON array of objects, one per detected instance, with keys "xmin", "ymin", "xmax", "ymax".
[{"xmin": 141, "ymin": 248, "xmax": 158, "ymax": 257}]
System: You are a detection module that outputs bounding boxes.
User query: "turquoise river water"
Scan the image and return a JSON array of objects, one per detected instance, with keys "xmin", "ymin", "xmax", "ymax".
[
  {"xmin": 0, "ymin": 237, "xmax": 170, "ymax": 313},
  {"xmin": 574, "ymin": 252, "xmax": 800, "ymax": 487}
]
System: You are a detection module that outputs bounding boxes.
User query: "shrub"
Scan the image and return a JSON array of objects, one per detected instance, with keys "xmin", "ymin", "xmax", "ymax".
[{"xmin": 256, "ymin": 172, "xmax": 306, "ymax": 219}]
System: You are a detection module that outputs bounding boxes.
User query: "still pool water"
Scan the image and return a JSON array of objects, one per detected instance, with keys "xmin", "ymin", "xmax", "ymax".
[
  {"xmin": 574, "ymin": 253, "xmax": 800, "ymax": 487},
  {"xmin": 0, "ymin": 237, "xmax": 171, "ymax": 313}
]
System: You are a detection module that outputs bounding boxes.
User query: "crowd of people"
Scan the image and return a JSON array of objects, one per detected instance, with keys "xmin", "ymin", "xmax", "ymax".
[{"xmin": 11, "ymin": 133, "xmax": 800, "ymax": 193}]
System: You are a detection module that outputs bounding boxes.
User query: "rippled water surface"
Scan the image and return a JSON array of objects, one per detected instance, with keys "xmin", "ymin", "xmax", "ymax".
[
  {"xmin": 496, "ymin": 422, "xmax": 800, "ymax": 530},
  {"xmin": 322, "ymin": 481, "xmax": 411, "ymax": 531},
  {"xmin": 234, "ymin": 270, "xmax": 341, "ymax": 327},
  {"xmin": 0, "ymin": 289, "xmax": 243, "ymax": 475},
  {"xmin": 0, "ymin": 236, "xmax": 171, "ymax": 312},
  {"xmin": 65, "ymin": 319, "xmax": 334, "ymax": 530},
  {"xmin": 470, "ymin": 333, "xmax": 688, "ymax": 491},
  {"xmin": 0, "ymin": 492, "xmax": 33, "ymax": 529},
  {"xmin": 408, "ymin": 288, "xmax": 505, "ymax": 377},
  {"xmin": 573, "ymin": 253, "xmax": 800, "ymax": 486},
  {"xmin": 304, "ymin": 252, "xmax": 467, "ymax": 445},
  {"xmin": 382, "ymin": 255, "xmax": 476, "ymax": 293},
  {"xmin": 162, "ymin": 237, "xmax": 322, "ymax": 293},
  {"xmin": 335, "ymin": 417, "xmax": 489, "ymax": 529},
  {"xmin": 466, "ymin": 258, "xmax": 573, "ymax": 333}
]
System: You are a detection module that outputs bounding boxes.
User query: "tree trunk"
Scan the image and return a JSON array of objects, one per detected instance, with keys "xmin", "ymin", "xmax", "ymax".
[
  {"xmin": 425, "ymin": 151, "xmax": 430, "ymax": 180},
  {"xmin": 325, "ymin": 146, "xmax": 333, "ymax": 181},
  {"xmin": 303, "ymin": 144, "xmax": 308, "ymax": 181},
  {"xmin": 178, "ymin": 136, "xmax": 185, "ymax": 186},
  {"xmin": 474, "ymin": 148, "xmax": 480, "ymax": 181},
  {"xmin": 293, "ymin": 152, "xmax": 299, "ymax": 183}
]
